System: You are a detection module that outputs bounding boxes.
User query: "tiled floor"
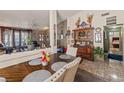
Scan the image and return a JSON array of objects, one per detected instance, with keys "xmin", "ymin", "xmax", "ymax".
[
  {"xmin": 78, "ymin": 60, "xmax": 124, "ymax": 82},
  {"xmin": 75, "ymin": 68, "xmax": 106, "ymax": 82}
]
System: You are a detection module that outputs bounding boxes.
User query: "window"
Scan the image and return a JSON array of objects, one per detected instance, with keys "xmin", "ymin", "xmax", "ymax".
[
  {"xmin": 3, "ymin": 29, "xmax": 13, "ymax": 47},
  {"xmin": 2, "ymin": 28, "xmax": 31, "ymax": 47},
  {"xmin": 106, "ymin": 16, "xmax": 116, "ymax": 25},
  {"xmin": 21, "ymin": 31, "xmax": 28, "ymax": 46},
  {"xmin": 14, "ymin": 31, "xmax": 20, "ymax": 46}
]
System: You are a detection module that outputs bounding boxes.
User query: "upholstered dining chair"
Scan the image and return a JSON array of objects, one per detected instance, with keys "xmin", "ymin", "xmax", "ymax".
[
  {"xmin": 66, "ymin": 47, "xmax": 77, "ymax": 57},
  {"xmin": 45, "ymin": 57, "xmax": 81, "ymax": 82},
  {"xmin": 63, "ymin": 57, "xmax": 81, "ymax": 82},
  {"xmin": 44, "ymin": 67, "xmax": 66, "ymax": 82}
]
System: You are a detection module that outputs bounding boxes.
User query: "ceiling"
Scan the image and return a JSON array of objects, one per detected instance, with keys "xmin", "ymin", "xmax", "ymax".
[{"xmin": 0, "ymin": 10, "xmax": 81, "ymax": 29}]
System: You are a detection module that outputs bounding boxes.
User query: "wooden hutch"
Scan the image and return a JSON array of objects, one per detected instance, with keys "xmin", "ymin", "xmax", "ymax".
[{"xmin": 73, "ymin": 28, "xmax": 94, "ymax": 61}]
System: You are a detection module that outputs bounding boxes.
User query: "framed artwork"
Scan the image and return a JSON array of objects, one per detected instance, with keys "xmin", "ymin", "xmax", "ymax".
[{"xmin": 72, "ymin": 32, "xmax": 74, "ymax": 38}]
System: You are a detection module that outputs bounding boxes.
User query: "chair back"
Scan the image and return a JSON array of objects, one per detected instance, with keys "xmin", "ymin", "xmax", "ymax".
[
  {"xmin": 66, "ymin": 47, "xmax": 77, "ymax": 57},
  {"xmin": 44, "ymin": 68, "xmax": 66, "ymax": 82},
  {"xmin": 63, "ymin": 57, "xmax": 81, "ymax": 82}
]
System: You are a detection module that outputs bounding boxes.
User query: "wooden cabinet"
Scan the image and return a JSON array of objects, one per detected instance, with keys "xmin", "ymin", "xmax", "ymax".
[
  {"xmin": 73, "ymin": 28, "xmax": 94, "ymax": 61},
  {"xmin": 74, "ymin": 45, "xmax": 94, "ymax": 61}
]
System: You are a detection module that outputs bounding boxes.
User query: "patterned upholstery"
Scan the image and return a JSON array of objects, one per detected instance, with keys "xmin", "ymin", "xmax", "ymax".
[
  {"xmin": 66, "ymin": 47, "xmax": 77, "ymax": 57},
  {"xmin": 44, "ymin": 67, "xmax": 66, "ymax": 82},
  {"xmin": 63, "ymin": 57, "xmax": 81, "ymax": 82}
]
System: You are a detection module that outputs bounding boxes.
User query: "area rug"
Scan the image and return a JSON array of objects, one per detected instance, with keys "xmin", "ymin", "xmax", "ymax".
[
  {"xmin": 0, "ymin": 77, "xmax": 6, "ymax": 82},
  {"xmin": 51, "ymin": 62, "xmax": 67, "ymax": 72},
  {"xmin": 59, "ymin": 54, "xmax": 71, "ymax": 59},
  {"xmin": 28, "ymin": 58, "xmax": 42, "ymax": 66},
  {"xmin": 22, "ymin": 70, "xmax": 51, "ymax": 82}
]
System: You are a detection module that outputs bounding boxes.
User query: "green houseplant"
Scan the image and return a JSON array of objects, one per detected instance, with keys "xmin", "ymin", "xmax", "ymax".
[
  {"xmin": 27, "ymin": 36, "xmax": 33, "ymax": 50},
  {"xmin": 94, "ymin": 47, "xmax": 105, "ymax": 61}
]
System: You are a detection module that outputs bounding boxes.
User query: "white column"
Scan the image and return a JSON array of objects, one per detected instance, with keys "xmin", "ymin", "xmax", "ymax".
[
  {"xmin": 49, "ymin": 10, "xmax": 57, "ymax": 53},
  {"xmin": 118, "ymin": 25, "xmax": 124, "ymax": 63}
]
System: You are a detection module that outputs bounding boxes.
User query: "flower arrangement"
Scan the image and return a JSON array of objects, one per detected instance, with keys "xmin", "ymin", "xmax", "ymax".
[{"xmin": 41, "ymin": 51, "xmax": 50, "ymax": 63}]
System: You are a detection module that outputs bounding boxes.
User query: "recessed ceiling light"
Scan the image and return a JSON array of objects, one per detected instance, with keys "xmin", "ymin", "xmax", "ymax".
[
  {"xmin": 111, "ymin": 74, "xmax": 118, "ymax": 79},
  {"xmin": 44, "ymin": 26, "xmax": 49, "ymax": 30}
]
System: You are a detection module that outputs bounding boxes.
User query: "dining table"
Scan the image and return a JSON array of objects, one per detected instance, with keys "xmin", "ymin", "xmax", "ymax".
[{"xmin": 0, "ymin": 53, "xmax": 76, "ymax": 82}]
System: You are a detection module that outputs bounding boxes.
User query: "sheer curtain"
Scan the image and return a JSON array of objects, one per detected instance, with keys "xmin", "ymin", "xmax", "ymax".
[
  {"xmin": 21, "ymin": 31, "xmax": 28, "ymax": 46},
  {"xmin": 14, "ymin": 31, "xmax": 20, "ymax": 47},
  {"xmin": 3, "ymin": 29, "xmax": 13, "ymax": 47}
]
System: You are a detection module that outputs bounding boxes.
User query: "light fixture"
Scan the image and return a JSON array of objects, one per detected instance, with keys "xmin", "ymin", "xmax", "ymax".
[
  {"xmin": 43, "ymin": 26, "xmax": 49, "ymax": 30},
  {"xmin": 111, "ymin": 74, "xmax": 118, "ymax": 80}
]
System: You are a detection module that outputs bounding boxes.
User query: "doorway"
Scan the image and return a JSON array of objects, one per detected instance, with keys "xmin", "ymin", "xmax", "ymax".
[{"xmin": 104, "ymin": 24, "xmax": 123, "ymax": 61}]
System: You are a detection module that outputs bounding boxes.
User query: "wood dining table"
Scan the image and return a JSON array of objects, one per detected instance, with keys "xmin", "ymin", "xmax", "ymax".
[{"xmin": 0, "ymin": 53, "xmax": 76, "ymax": 82}]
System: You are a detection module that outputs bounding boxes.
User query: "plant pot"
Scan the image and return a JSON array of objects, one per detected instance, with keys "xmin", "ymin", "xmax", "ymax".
[
  {"xmin": 27, "ymin": 45, "xmax": 34, "ymax": 51},
  {"xmin": 95, "ymin": 54, "xmax": 104, "ymax": 62},
  {"xmin": 27, "ymin": 45, "xmax": 32, "ymax": 51},
  {"xmin": 41, "ymin": 61, "xmax": 48, "ymax": 66}
]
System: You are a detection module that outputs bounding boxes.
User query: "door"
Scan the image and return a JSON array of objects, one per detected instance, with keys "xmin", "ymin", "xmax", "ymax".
[
  {"xmin": 104, "ymin": 24, "xmax": 123, "ymax": 54},
  {"xmin": 104, "ymin": 26, "xmax": 109, "ymax": 53}
]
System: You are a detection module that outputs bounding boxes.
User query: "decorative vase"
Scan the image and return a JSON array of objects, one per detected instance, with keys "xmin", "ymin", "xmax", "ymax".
[{"xmin": 41, "ymin": 61, "xmax": 48, "ymax": 66}]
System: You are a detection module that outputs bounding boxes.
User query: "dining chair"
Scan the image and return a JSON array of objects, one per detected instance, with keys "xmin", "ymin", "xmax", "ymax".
[
  {"xmin": 66, "ymin": 47, "xmax": 77, "ymax": 57},
  {"xmin": 44, "ymin": 67, "xmax": 66, "ymax": 82},
  {"xmin": 63, "ymin": 57, "xmax": 81, "ymax": 82}
]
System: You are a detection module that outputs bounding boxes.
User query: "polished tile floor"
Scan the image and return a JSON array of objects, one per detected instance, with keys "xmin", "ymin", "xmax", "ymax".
[
  {"xmin": 75, "ymin": 68, "xmax": 106, "ymax": 82},
  {"xmin": 78, "ymin": 60, "xmax": 124, "ymax": 82}
]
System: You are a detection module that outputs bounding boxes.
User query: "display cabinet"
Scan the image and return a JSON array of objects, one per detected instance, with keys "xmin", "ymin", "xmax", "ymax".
[{"xmin": 73, "ymin": 28, "xmax": 94, "ymax": 61}]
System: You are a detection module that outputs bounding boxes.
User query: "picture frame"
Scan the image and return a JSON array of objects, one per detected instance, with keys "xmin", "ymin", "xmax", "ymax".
[{"xmin": 95, "ymin": 32, "xmax": 102, "ymax": 43}]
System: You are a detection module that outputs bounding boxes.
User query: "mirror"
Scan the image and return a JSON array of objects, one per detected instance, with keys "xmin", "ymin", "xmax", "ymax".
[
  {"xmin": 95, "ymin": 32, "xmax": 102, "ymax": 43},
  {"xmin": 95, "ymin": 27, "xmax": 102, "ymax": 43}
]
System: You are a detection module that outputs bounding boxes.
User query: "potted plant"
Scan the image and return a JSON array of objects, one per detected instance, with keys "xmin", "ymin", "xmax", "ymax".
[
  {"xmin": 27, "ymin": 36, "xmax": 33, "ymax": 50},
  {"xmin": 94, "ymin": 47, "xmax": 105, "ymax": 61}
]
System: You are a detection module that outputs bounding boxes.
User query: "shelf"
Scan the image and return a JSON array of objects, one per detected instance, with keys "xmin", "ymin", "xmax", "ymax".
[
  {"xmin": 73, "ymin": 28, "xmax": 94, "ymax": 32},
  {"xmin": 76, "ymin": 38, "xmax": 93, "ymax": 41}
]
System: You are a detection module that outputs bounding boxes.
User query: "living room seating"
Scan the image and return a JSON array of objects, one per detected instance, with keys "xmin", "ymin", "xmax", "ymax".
[{"xmin": 0, "ymin": 43, "xmax": 5, "ymax": 55}]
